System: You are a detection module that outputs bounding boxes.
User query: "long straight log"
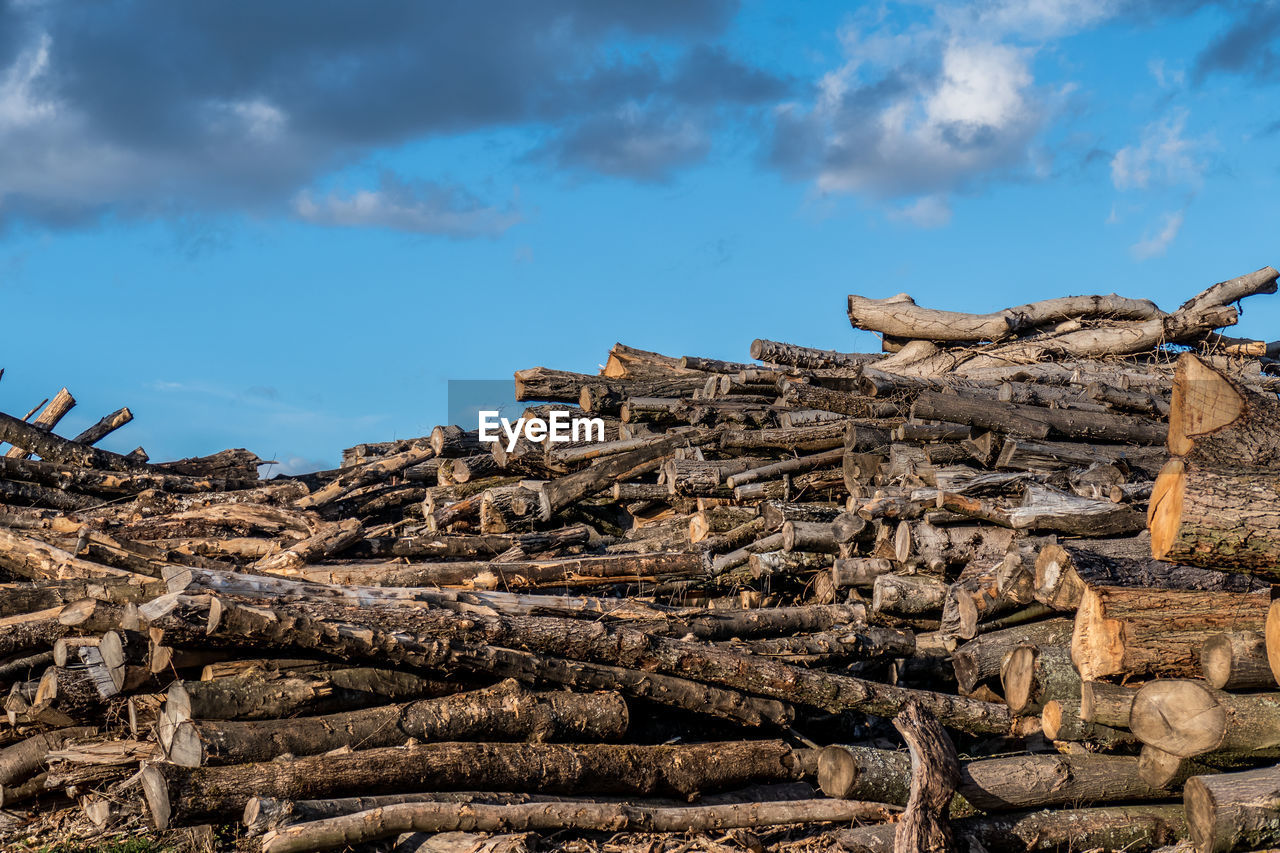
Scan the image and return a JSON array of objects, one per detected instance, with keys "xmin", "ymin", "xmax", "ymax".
[
  {"xmin": 167, "ymin": 681, "xmax": 628, "ymax": 767},
  {"xmin": 141, "ymin": 740, "xmax": 803, "ymax": 828},
  {"xmin": 0, "ymin": 409, "xmax": 137, "ymax": 470},
  {"xmin": 260, "ymin": 796, "xmax": 895, "ymax": 853}
]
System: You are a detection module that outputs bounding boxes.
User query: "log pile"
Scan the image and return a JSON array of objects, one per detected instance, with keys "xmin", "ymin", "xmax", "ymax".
[{"xmin": 2, "ymin": 266, "xmax": 1280, "ymax": 852}]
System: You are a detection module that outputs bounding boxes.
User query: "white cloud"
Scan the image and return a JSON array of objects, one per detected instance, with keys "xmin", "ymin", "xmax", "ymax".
[
  {"xmin": 294, "ymin": 175, "xmax": 520, "ymax": 238},
  {"xmin": 890, "ymin": 194, "xmax": 953, "ymax": 228},
  {"xmin": 0, "ymin": 33, "xmax": 56, "ymax": 130},
  {"xmin": 1111, "ymin": 109, "xmax": 1205, "ymax": 190},
  {"xmin": 1131, "ymin": 209, "xmax": 1184, "ymax": 258}
]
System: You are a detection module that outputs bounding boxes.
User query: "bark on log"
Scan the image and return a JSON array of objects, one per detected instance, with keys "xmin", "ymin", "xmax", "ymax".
[
  {"xmin": 5, "ymin": 388, "xmax": 76, "ymax": 459},
  {"xmin": 1080, "ymin": 681, "xmax": 1137, "ymax": 728},
  {"xmin": 1201, "ymin": 631, "xmax": 1276, "ymax": 690},
  {"xmin": 835, "ymin": 804, "xmax": 1186, "ymax": 853},
  {"xmin": 846, "ymin": 293, "xmax": 1164, "ymax": 343},
  {"xmin": 1041, "ymin": 698, "xmax": 1137, "ymax": 748},
  {"xmin": 952, "ymin": 618, "xmax": 1073, "ymax": 694},
  {"xmin": 1150, "ymin": 457, "xmax": 1280, "ymax": 575},
  {"xmin": 1072, "ymin": 585, "xmax": 1268, "ymax": 681},
  {"xmin": 260, "ymin": 797, "xmax": 895, "ymax": 853},
  {"xmin": 1185, "ymin": 764, "xmax": 1280, "ymax": 853},
  {"xmin": 141, "ymin": 740, "xmax": 804, "ymax": 828},
  {"xmin": 72, "ymin": 407, "xmax": 133, "ymax": 446},
  {"xmin": 167, "ymin": 681, "xmax": 629, "ymax": 767}
]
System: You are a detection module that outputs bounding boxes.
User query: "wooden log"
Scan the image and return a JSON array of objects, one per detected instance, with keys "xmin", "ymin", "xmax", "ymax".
[
  {"xmin": 1080, "ymin": 681, "xmax": 1137, "ymax": 728},
  {"xmin": 892, "ymin": 698, "xmax": 959, "ymax": 853},
  {"xmin": 834, "ymin": 804, "xmax": 1186, "ymax": 853},
  {"xmin": 276, "ymin": 552, "xmax": 706, "ymax": 589},
  {"xmin": 141, "ymin": 740, "xmax": 805, "ymax": 828},
  {"xmin": 846, "ymin": 292, "xmax": 1164, "ymax": 343},
  {"xmin": 1185, "ymin": 764, "xmax": 1280, "ymax": 853},
  {"xmin": 1150, "ymin": 457, "xmax": 1280, "ymax": 574},
  {"xmin": 1138, "ymin": 744, "xmax": 1220, "ymax": 790},
  {"xmin": 750, "ymin": 339, "xmax": 877, "ymax": 370},
  {"xmin": 1169, "ymin": 352, "xmax": 1280, "ymax": 464},
  {"xmin": 0, "ymin": 726, "xmax": 96, "ymax": 787},
  {"xmin": 259, "ymin": 796, "xmax": 895, "ymax": 853},
  {"xmin": 1000, "ymin": 643, "xmax": 1080, "ymax": 716},
  {"xmin": 72, "ymin": 407, "xmax": 133, "ymax": 446},
  {"xmin": 1130, "ymin": 679, "xmax": 1280, "ymax": 759},
  {"xmin": 872, "ymin": 574, "xmax": 947, "ymax": 617},
  {"xmin": 167, "ymin": 681, "xmax": 629, "ymax": 767},
  {"xmin": 1201, "ymin": 631, "xmax": 1276, "ymax": 690},
  {"xmin": 1041, "ymin": 698, "xmax": 1137, "ymax": 748},
  {"xmin": 952, "ymin": 618, "xmax": 1073, "ymax": 694},
  {"xmin": 1034, "ymin": 539, "xmax": 1257, "ymax": 611},
  {"xmin": 832, "ymin": 557, "xmax": 895, "ymax": 589},
  {"xmin": 5, "ymin": 388, "xmax": 75, "ymax": 459},
  {"xmin": 1072, "ymin": 585, "xmax": 1268, "ymax": 681}
]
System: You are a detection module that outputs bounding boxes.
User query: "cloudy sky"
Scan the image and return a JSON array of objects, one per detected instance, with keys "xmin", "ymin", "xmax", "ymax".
[{"xmin": 1, "ymin": 0, "xmax": 1278, "ymax": 471}]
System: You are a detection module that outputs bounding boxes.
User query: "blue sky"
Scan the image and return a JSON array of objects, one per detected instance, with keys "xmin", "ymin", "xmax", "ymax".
[{"xmin": 1, "ymin": 0, "xmax": 1277, "ymax": 472}]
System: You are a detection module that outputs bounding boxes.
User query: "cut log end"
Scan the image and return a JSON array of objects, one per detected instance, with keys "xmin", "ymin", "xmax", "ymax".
[
  {"xmin": 1000, "ymin": 646, "xmax": 1036, "ymax": 715},
  {"xmin": 140, "ymin": 763, "xmax": 171, "ymax": 831},
  {"xmin": 1129, "ymin": 679, "xmax": 1225, "ymax": 759},
  {"xmin": 1182, "ymin": 774, "xmax": 1217, "ymax": 853},
  {"xmin": 1147, "ymin": 457, "xmax": 1186, "ymax": 562},
  {"xmin": 816, "ymin": 745, "xmax": 859, "ymax": 800},
  {"xmin": 1169, "ymin": 353, "xmax": 1244, "ymax": 456}
]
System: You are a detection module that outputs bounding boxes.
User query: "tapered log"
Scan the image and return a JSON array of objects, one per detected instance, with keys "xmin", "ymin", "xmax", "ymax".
[
  {"xmin": 729, "ymin": 627, "xmax": 914, "ymax": 663},
  {"xmin": 1201, "ymin": 631, "xmax": 1276, "ymax": 690},
  {"xmin": 1150, "ymin": 458, "xmax": 1280, "ymax": 574},
  {"xmin": 1169, "ymin": 353, "xmax": 1280, "ymax": 464},
  {"xmin": 0, "ymin": 527, "xmax": 147, "ymax": 581},
  {"xmin": 1130, "ymin": 679, "xmax": 1280, "ymax": 759},
  {"xmin": 537, "ymin": 430, "xmax": 715, "ymax": 520},
  {"xmin": 1041, "ymin": 699, "xmax": 1136, "ymax": 748},
  {"xmin": 1185, "ymin": 764, "xmax": 1280, "ymax": 853},
  {"xmin": 260, "ymin": 796, "xmax": 895, "ymax": 853},
  {"xmin": 721, "ymin": 422, "xmax": 852, "ymax": 453},
  {"xmin": 835, "ymin": 804, "xmax": 1186, "ymax": 853},
  {"xmin": 72, "ymin": 407, "xmax": 133, "ymax": 446},
  {"xmin": 1072, "ymin": 585, "xmax": 1268, "ymax": 682},
  {"xmin": 452, "ymin": 644, "xmax": 793, "ymax": 727},
  {"xmin": 724, "ymin": 449, "xmax": 844, "ymax": 489},
  {"xmin": 141, "ymin": 740, "xmax": 803, "ymax": 828},
  {"xmin": 1080, "ymin": 681, "xmax": 1137, "ymax": 728},
  {"xmin": 167, "ymin": 681, "xmax": 629, "ymax": 767},
  {"xmin": 1000, "ymin": 644, "xmax": 1080, "ymax": 716},
  {"xmin": 952, "ymin": 618, "xmax": 1073, "ymax": 694},
  {"xmin": 846, "ymin": 293, "xmax": 1164, "ymax": 343},
  {"xmin": 996, "ymin": 438, "xmax": 1165, "ymax": 476}
]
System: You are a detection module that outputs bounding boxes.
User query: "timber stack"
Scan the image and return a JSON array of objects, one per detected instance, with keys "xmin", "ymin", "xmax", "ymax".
[{"xmin": 1, "ymin": 267, "xmax": 1279, "ymax": 853}]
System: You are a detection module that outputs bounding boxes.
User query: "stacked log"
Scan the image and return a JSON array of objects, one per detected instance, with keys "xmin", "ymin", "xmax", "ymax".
[{"xmin": 0, "ymin": 265, "xmax": 1278, "ymax": 852}]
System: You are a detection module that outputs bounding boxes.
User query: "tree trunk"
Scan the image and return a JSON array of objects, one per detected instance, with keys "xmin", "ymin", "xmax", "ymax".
[
  {"xmin": 141, "ymin": 740, "xmax": 803, "ymax": 828},
  {"xmin": 1201, "ymin": 631, "xmax": 1276, "ymax": 690},
  {"xmin": 891, "ymin": 699, "xmax": 959, "ymax": 853},
  {"xmin": 1000, "ymin": 643, "xmax": 1080, "ymax": 716},
  {"xmin": 1129, "ymin": 679, "xmax": 1280, "ymax": 759},
  {"xmin": 1072, "ymin": 585, "xmax": 1268, "ymax": 681},
  {"xmin": 259, "ymin": 797, "xmax": 895, "ymax": 853},
  {"xmin": 1041, "ymin": 699, "xmax": 1136, "ymax": 749},
  {"xmin": 1168, "ymin": 352, "xmax": 1280, "ymax": 464},
  {"xmin": 952, "ymin": 618, "xmax": 1073, "ymax": 694},
  {"xmin": 1149, "ymin": 458, "xmax": 1280, "ymax": 575},
  {"xmin": 167, "ymin": 681, "xmax": 629, "ymax": 767},
  {"xmin": 1184, "ymin": 764, "xmax": 1280, "ymax": 853},
  {"xmin": 1080, "ymin": 681, "xmax": 1137, "ymax": 728}
]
